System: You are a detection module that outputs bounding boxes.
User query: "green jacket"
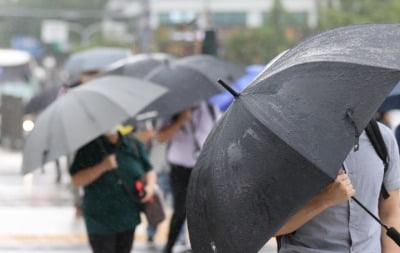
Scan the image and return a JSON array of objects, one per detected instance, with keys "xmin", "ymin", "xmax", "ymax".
[{"xmin": 69, "ymin": 134, "xmax": 152, "ymax": 235}]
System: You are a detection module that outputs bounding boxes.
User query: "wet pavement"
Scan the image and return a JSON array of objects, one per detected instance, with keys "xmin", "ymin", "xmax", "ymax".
[{"xmin": 0, "ymin": 147, "xmax": 277, "ymax": 252}]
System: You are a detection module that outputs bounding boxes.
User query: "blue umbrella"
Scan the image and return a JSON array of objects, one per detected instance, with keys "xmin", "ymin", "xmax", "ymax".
[
  {"xmin": 208, "ymin": 65, "xmax": 264, "ymax": 111},
  {"xmin": 378, "ymin": 81, "xmax": 400, "ymax": 112}
]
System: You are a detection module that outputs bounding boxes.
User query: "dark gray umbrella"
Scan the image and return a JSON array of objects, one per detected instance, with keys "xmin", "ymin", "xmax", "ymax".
[
  {"xmin": 187, "ymin": 24, "xmax": 400, "ymax": 253},
  {"xmin": 378, "ymin": 81, "xmax": 400, "ymax": 112},
  {"xmin": 24, "ymin": 86, "xmax": 60, "ymax": 115},
  {"xmin": 138, "ymin": 64, "xmax": 225, "ymax": 118},
  {"xmin": 102, "ymin": 53, "xmax": 176, "ymax": 78},
  {"xmin": 173, "ymin": 54, "xmax": 245, "ymax": 83},
  {"xmin": 22, "ymin": 75, "xmax": 167, "ymax": 174}
]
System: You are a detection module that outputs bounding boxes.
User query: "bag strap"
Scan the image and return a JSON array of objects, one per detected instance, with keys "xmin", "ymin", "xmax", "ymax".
[{"xmin": 365, "ymin": 119, "xmax": 390, "ymax": 199}]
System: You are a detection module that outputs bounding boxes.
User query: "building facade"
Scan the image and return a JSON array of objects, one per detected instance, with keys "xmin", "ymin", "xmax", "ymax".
[{"xmin": 107, "ymin": 0, "xmax": 318, "ymax": 29}]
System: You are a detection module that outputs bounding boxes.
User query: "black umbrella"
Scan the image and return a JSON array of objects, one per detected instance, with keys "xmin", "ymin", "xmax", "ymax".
[
  {"xmin": 378, "ymin": 81, "xmax": 400, "ymax": 112},
  {"xmin": 24, "ymin": 86, "xmax": 60, "ymax": 115},
  {"xmin": 138, "ymin": 63, "xmax": 225, "ymax": 119},
  {"xmin": 173, "ymin": 54, "xmax": 245, "ymax": 84},
  {"xmin": 102, "ymin": 53, "xmax": 176, "ymax": 78},
  {"xmin": 187, "ymin": 24, "xmax": 400, "ymax": 253}
]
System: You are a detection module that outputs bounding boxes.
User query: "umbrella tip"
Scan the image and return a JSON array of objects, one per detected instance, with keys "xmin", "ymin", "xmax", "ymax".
[{"xmin": 218, "ymin": 79, "xmax": 240, "ymax": 98}]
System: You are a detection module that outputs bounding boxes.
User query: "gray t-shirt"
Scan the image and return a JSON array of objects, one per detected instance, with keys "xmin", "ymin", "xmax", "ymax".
[{"xmin": 280, "ymin": 123, "xmax": 400, "ymax": 253}]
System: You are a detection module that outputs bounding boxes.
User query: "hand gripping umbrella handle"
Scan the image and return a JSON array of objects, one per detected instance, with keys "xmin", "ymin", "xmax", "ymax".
[
  {"xmin": 352, "ymin": 196, "xmax": 400, "ymax": 246},
  {"xmin": 387, "ymin": 227, "xmax": 400, "ymax": 247}
]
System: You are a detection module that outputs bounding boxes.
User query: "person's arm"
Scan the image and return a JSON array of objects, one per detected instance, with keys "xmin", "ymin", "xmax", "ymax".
[
  {"xmin": 157, "ymin": 109, "xmax": 192, "ymax": 143},
  {"xmin": 71, "ymin": 154, "xmax": 117, "ymax": 187},
  {"xmin": 141, "ymin": 170, "xmax": 157, "ymax": 203},
  {"xmin": 275, "ymin": 170, "xmax": 355, "ymax": 236},
  {"xmin": 379, "ymin": 189, "xmax": 400, "ymax": 253}
]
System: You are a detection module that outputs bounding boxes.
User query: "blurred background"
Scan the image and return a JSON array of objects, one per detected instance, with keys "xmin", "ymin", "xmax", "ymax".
[
  {"xmin": 0, "ymin": 0, "xmax": 400, "ymax": 252},
  {"xmin": 2, "ymin": 0, "xmax": 400, "ymax": 148}
]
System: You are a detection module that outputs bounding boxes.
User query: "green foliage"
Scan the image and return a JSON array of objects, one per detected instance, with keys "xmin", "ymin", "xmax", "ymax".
[
  {"xmin": 222, "ymin": 0, "xmax": 400, "ymax": 65},
  {"xmin": 222, "ymin": 0, "xmax": 306, "ymax": 65},
  {"xmin": 222, "ymin": 28, "xmax": 285, "ymax": 65},
  {"xmin": 317, "ymin": 0, "xmax": 400, "ymax": 30}
]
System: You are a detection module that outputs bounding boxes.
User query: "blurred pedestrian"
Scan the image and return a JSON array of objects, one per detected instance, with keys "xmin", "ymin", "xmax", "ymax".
[
  {"xmin": 69, "ymin": 126, "xmax": 156, "ymax": 253},
  {"xmin": 146, "ymin": 137, "xmax": 172, "ymax": 246},
  {"xmin": 159, "ymin": 101, "xmax": 220, "ymax": 253},
  {"xmin": 121, "ymin": 123, "xmax": 172, "ymax": 247}
]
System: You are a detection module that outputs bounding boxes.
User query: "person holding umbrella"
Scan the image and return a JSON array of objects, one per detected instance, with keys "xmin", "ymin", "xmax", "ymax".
[
  {"xmin": 69, "ymin": 126, "xmax": 156, "ymax": 253},
  {"xmin": 159, "ymin": 101, "xmax": 220, "ymax": 253},
  {"xmin": 275, "ymin": 121, "xmax": 400, "ymax": 252},
  {"xmin": 185, "ymin": 24, "xmax": 400, "ymax": 253}
]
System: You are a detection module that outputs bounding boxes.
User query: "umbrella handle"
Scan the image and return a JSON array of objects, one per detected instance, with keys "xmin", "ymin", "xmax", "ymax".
[
  {"xmin": 352, "ymin": 196, "xmax": 400, "ymax": 247},
  {"xmin": 387, "ymin": 227, "xmax": 400, "ymax": 247}
]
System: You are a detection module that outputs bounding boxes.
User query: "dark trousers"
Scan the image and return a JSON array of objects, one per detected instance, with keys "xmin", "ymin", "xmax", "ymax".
[
  {"xmin": 88, "ymin": 229, "xmax": 135, "ymax": 253},
  {"xmin": 164, "ymin": 165, "xmax": 192, "ymax": 253}
]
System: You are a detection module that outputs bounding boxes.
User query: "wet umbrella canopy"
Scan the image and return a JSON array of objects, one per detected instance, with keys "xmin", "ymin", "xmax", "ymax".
[
  {"xmin": 138, "ymin": 63, "xmax": 225, "ymax": 119},
  {"xmin": 63, "ymin": 47, "xmax": 130, "ymax": 76},
  {"xmin": 173, "ymin": 54, "xmax": 245, "ymax": 84},
  {"xmin": 187, "ymin": 24, "xmax": 400, "ymax": 253},
  {"xmin": 102, "ymin": 53, "xmax": 176, "ymax": 78},
  {"xmin": 135, "ymin": 56, "xmax": 244, "ymax": 120},
  {"xmin": 24, "ymin": 86, "xmax": 60, "ymax": 115},
  {"xmin": 22, "ymin": 76, "xmax": 167, "ymax": 174}
]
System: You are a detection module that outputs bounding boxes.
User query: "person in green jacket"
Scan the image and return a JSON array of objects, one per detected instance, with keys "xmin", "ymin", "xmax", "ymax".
[{"xmin": 69, "ymin": 126, "xmax": 156, "ymax": 253}]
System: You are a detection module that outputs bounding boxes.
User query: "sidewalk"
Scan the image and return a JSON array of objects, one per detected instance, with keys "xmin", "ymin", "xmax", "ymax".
[{"xmin": 0, "ymin": 147, "xmax": 277, "ymax": 252}]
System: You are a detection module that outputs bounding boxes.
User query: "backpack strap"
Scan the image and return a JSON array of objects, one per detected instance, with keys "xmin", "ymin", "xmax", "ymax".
[{"xmin": 365, "ymin": 120, "xmax": 390, "ymax": 199}]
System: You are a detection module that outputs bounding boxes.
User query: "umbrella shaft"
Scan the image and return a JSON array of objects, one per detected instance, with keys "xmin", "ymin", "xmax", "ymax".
[
  {"xmin": 218, "ymin": 79, "xmax": 240, "ymax": 98},
  {"xmin": 351, "ymin": 196, "xmax": 389, "ymax": 230}
]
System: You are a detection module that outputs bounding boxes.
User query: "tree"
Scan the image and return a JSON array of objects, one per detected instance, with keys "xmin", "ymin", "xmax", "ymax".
[
  {"xmin": 222, "ymin": 0, "xmax": 308, "ymax": 65},
  {"xmin": 317, "ymin": 0, "xmax": 400, "ymax": 31}
]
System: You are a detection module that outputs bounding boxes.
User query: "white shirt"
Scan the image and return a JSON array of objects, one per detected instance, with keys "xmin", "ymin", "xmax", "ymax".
[{"xmin": 167, "ymin": 102, "xmax": 220, "ymax": 168}]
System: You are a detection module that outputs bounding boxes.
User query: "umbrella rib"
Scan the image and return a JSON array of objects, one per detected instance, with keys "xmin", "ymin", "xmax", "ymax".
[{"xmin": 43, "ymin": 102, "xmax": 62, "ymax": 164}]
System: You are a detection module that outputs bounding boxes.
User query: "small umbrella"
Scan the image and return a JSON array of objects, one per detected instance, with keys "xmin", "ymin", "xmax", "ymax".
[
  {"xmin": 378, "ymin": 81, "xmax": 400, "ymax": 112},
  {"xmin": 22, "ymin": 75, "xmax": 167, "ymax": 174},
  {"xmin": 138, "ymin": 63, "xmax": 225, "ymax": 118},
  {"xmin": 24, "ymin": 86, "xmax": 60, "ymax": 115},
  {"xmin": 173, "ymin": 54, "xmax": 245, "ymax": 84},
  {"xmin": 187, "ymin": 24, "xmax": 400, "ymax": 253},
  {"xmin": 63, "ymin": 47, "xmax": 130, "ymax": 76},
  {"xmin": 102, "ymin": 53, "xmax": 176, "ymax": 78}
]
